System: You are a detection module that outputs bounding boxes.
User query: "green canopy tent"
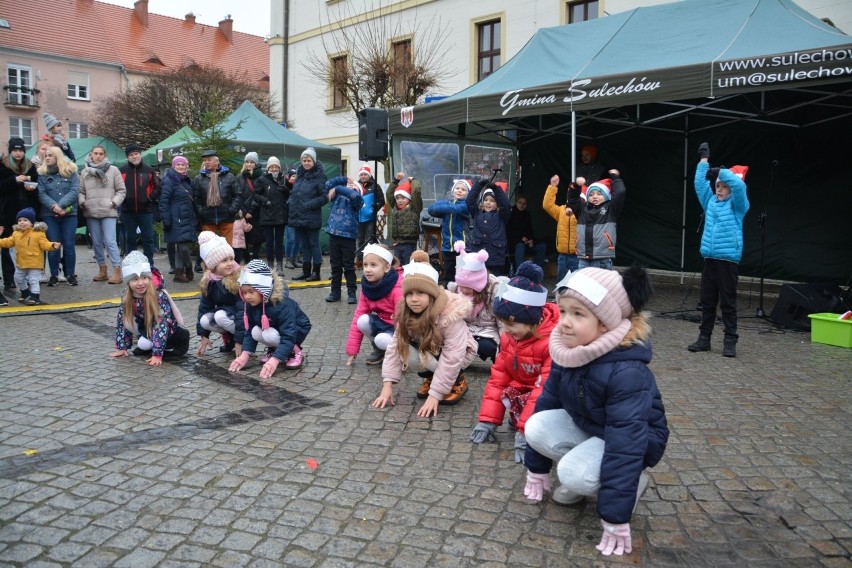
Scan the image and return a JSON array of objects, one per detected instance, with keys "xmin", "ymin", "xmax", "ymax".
[
  {"xmin": 140, "ymin": 126, "xmax": 196, "ymax": 166},
  {"xmin": 388, "ymin": 0, "xmax": 852, "ymax": 283},
  {"xmin": 26, "ymin": 136, "xmax": 127, "ymax": 169}
]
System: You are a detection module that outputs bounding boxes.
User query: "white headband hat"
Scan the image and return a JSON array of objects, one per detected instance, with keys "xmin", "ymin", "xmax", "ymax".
[
  {"xmin": 362, "ymin": 244, "xmax": 393, "ymax": 265},
  {"xmin": 403, "ymin": 259, "xmax": 439, "ymax": 284}
]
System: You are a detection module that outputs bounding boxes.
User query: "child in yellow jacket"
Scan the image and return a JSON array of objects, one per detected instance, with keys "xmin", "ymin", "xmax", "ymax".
[
  {"xmin": 0, "ymin": 207, "xmax": 60, "ymax": 305},
  {"xmin": 542, "ymin": 175, "xmax": 584, "ymax": 281}
]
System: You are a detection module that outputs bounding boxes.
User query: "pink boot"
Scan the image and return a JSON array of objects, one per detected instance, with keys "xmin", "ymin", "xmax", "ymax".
[
  {"xmin": 259, "ymin": 348, "xmax": 275, "ymax": 363},
  {"xmin": 285, "ymin": 345, "xmax": 303, "ymax": 369}
]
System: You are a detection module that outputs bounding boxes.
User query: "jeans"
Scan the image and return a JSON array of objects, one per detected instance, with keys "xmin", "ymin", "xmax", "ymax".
[
  {"xmin": 285, "ymin": 225, "xmax": 301, "ymax": 258},
  {"xmin": 699, "ymin": 258, "xmax": 739, "ymax": 337},
  {"xmin": 87, "ymin": 217, "xmax": 121, "ymax": 267},
  {"xmin": 578, "ymin": 258, "xmax": 612, "ymax": 270},
  {"xmin": 44, "ymin": 215, "xmax": 77, "ymax": 277},
  {"xmin": 263, "ymin": 225, "xmax": 286, "ymax": 264},
  {"xmin": 525, "ymin": 409, "xmax": 605, "ymax": 497},
  {"xmin": 557, "ymin": 254, "xmax": 579, "ymax": 281},
  {"xmin": 328, "ymin": 235, "xmax": 356, "ymax": 292},
  {"xmin": 122, "ymin": 211, "xmax": 155, "ymax": 265},
  {"xmin": 296, "ymin": 228, "xmax": 322, "ymax": 265},
  {"xmin": 514, "ymin": 242, "xmax": 547, "ymax": 272},
  {"xmin": 394, "ymin": 242, "xmax": 416, "ymax": 266}
]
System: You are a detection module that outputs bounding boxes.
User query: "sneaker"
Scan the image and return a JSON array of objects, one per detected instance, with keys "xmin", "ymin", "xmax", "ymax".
[
  {"xmin": 24, "ymin": 294, "xmax": 41, "ymax": 305},
  {"xmin": 0, "ymin": 292, "xmax": 8, "ymax": 306},
  {"xmin": 439, "ymin": 373, "xmax": 468, "ymax": 405},
  {"xmin": 46, "ymin": 276, "xmax": 59, "ymax": 287},
  {"xmin": 284, "ymin": 345, "xmax": 303, "ymax": 369},
  {"xmin": 365, "ymin": 346, "xmax": 385, "ymax": 365},
  {"xmin": 553, "ymin": 485, "xmax": 584, "ymax": 506},
  {"xmin": 57, "ymin": 274, "xmax": 67, "ymax": 283},
  {"xmin": 66, "ymin": 274, "xmax": 79, "ymax": 286},
  {"xmin": 17, "ymin": 289, "xmax": 30, "ymax": 303},
  {"xmin": 168, "ymin": 266, "xmax": 175, "ymax": 274},
  {"xmin": 260, "ymin": 348, "xmax": 275, "ymax": 364}
]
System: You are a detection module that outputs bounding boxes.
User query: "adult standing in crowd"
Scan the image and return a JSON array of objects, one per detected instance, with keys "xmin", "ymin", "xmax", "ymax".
[
  {"xmin": 0, "ymin": 137, "xmax": 40, "ymax": 292},
  {"xmin": 235, "ymin": 151, "xmax": 265, "ymax": 262},
  {"xmin": 283, "ymin": 168, "xmax": 302, "ymax": 268},
  {"xmin": 577, "ymin": 144, "xmax": 605, "ymax": 184},
  {"xmin": 79, "ymin": 145, "xmax": 126, "ymax": 284},
  {"xmin": 159, "ymin": 156, "xmax": 196, "ymax": 283},
  {"xmin": 119, "ymin": 144, "xmax": 159, "ymax": 266},
  {"xmin": 289, "ymin": 148, "xmax": 327, "ymax": 282},
  {"xmin": 506, "ymin": 195, "xmax": 547, "ymax": 274},
  {"xmin": 254, "ymin": 156, "xmax": 289, "ymax": 274},
  {"xmin": 37, "ymin": 147, "xmax": 80, "ymax": 286},
  {"xmin": 192, "ymin": 149, "xmax": 240, "ymax": 246}
]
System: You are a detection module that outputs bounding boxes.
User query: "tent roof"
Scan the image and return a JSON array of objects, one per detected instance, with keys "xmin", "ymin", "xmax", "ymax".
[
  {"xmin": 218, "ymin": 101, "xmax": 339, "ymax": 151},
  {"xmin": 390, "ymin": 0, "xmax": 852, "ymax": 137},
  {"xmin": 141, "ymin": 126, "xmax": 197, "ymax": 164}
]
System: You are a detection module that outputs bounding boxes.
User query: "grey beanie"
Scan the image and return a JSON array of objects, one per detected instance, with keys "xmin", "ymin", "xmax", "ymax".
[
  {"xmin": 301, "ymin": 147, "xmax": 317, "ymax": 161},
  {"xmin": 43, "ymin": 112, "xmax": 60, "ymax": 130},
  {"xmin": 244, "ymin": 151, "xmax": 259, "ymax": 164}
]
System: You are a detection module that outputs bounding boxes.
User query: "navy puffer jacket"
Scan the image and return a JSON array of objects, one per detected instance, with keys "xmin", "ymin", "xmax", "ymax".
[
  {"xmin": 526, "ymin": 341, "xmax": 669, "ymax": 525},
  {"xmin": 288, "ymin": 161, "xmax": 328, "ymax": 229},
  {"xmin": 159, "ymin": 168, "xmax": 196, "ymax": 244}
]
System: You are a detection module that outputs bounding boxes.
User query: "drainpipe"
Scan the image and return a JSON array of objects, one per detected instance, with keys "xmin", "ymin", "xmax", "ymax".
[{"xmin": 283, "ymin": 0, "xmax": 290, "ymax": 125}]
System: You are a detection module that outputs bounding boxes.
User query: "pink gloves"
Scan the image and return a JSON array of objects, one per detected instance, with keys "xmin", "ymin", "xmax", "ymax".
[
  {"xmin": 523, "ymin": 471, "xmax": 551, "ymax": 501},
  {"xmin": 596, "ymin": 520, "xmax": 632, "ymax": 556}
]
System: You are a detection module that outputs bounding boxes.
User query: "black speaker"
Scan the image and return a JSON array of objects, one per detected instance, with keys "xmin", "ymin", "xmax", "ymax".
[
  {"xmin": 770, "ymin": 283, "xmax": 842, "ymax": 330},
  {"xmin": 358, "ymin": 108, "xmax": 388, "ymax": 161}
]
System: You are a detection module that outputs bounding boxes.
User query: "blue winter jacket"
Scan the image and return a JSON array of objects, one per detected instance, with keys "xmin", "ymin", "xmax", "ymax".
[
  {"xmin": 428, "ymin": 199, "xmax": 471, "ymax": 252},
  {"xmin": 159, "ymin": 168, "xmax": 196, "ymax": 244},
  {"xmin": 466, "ymin": 180, "xmax": 511, "ymax": 269},
  {"xmin": 288, "ymin": 161, "xmax": 328, "ymax": 229},
  {"xmin": 196, "ymin": 278, "xmax": 245, "ymax": 344},
  {"xmin": 241, "ymin": 297, "xmax": 312, "ymax": 363},
  {"xmin": 695, "ymin": 161, "xmax": 749, "ymax": 263},
  {"xmin": 324, "ymin": 176, "xmax": 363, "ymax": 240},
  {"xmin": 525, "ymin": 341, "xmax": 669, "ymax": 525},
  {"xmin": 37, "ymin": 170, "xmax": 80, "ymax": 217}
]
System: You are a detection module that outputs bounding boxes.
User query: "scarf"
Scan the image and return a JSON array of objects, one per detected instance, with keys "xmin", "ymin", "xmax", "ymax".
[
  {"xmin": 548, "ymin": 318, "xmax": 631, "ymax": 368},
  {"xmin": 206, "ymin": 169, "xmax": 222, "ymax": 207},
  {"xmin": 84, "ymin": 156, "xmax": 112, "ymax": 183},
  {"xmin": 361, "ymin": 268, "xmax": 399, "ymax": 301},
  {"xmin": 47, "ymin": 165, "xmax": 59, "ymax": 175}
]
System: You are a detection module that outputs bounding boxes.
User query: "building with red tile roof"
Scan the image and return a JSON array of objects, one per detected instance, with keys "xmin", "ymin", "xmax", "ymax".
[{"xmin": 0, "ymin": 0, "xmax": 268, "ymax": 147}]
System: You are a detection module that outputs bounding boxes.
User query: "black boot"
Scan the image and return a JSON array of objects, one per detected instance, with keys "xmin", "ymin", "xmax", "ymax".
[
  {"xmin": 306, "ymin": 263, "xmax": 321, "ymax": 282},
  {"xmin": 219, "ymin": 332, "xmax": 235, "ymax": 352},
  {"xmin": 194, "ymin": 257, "xmax": 203, "ymax": 273},
  {"xmin": 687, "ymin": 333, "xmax": 711, "ymax": 352},
  {"xmin": 325, "ymin": 289, "xmax": 341, "ymax": 302},
  {"xmin": 25, "ymin": 293, "xmax": 41, "ymax": 305},
  {"xmin": 347, "ymin": 287, "xmax": 358, "ymax": 305},
  {"xmin": 292, "ymin": 262, "xmax": 310, "ymax": 281},
  {"xmin": 723, "ymin": 334, "xmax": 737, "ymax": 358}
]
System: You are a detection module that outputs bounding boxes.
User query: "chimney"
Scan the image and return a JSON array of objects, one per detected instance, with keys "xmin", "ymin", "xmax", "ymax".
[
  {"xmin": 133, "ymin": 0, "xmax": 148, "ymax": 27},
  {"xmin": 219, "ymin": 15, "xmax": 233, "ymax": 42},
  {"xmin": 185, "ymin": 13, "xmax": 196, "ymax": 24}
]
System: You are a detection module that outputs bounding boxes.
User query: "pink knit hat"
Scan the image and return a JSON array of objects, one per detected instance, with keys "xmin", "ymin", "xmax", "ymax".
[
  {"xmin": 554, "ymin": 268, "xmax": 631, "ymax": 330},
  {"xmin": 453, "ymin": 241, "xmax": 489, "ymax": 292}
]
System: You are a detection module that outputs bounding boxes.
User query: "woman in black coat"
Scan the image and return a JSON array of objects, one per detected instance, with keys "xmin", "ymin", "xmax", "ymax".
[
  {"xmin": 253, "ymin": 156, "xmax": 289, "ymax": 274},
  {"xmin": 288, "ymin": 147, "xmax": 328, "ymax": 282},
  {"xmin": 236, "ymin": 152, "xmax": 265, "ymax": 262},
  {"xmin": 159, "ymin": 156, "xmax": 197, "ymax": 283}
]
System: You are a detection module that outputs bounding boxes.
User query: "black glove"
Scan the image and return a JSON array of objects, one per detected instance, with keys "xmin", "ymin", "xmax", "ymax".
[{"xmin": 698, "ymin": 142, "xmax": 710, "ymax": 160}]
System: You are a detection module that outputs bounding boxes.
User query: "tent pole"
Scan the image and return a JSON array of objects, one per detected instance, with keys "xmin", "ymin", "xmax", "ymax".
[
  {"xmin": 571, "ymin": 111, "xmax": 576, "ymax": 181},
  {"xmin": 680, "ymin": 115, "xmax": 688, "ymax": 285}
]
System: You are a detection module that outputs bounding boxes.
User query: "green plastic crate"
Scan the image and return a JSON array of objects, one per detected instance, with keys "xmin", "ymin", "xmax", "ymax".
[{"xmin": 807, "ymin": 313, "xmax": 852, "ymax": 348}]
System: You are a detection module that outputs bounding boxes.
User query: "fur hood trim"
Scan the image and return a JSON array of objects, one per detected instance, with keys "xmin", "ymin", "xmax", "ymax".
[
  {"xmin": 12, "ymin": 222, "xmax": 47, "ymax": 232},
  {"xmin": 199, "ymin": 263, "xmax": 242, "ymax": 295},
  {"xmin": 620, "ymin": 311, "xmax": 652, "ymax": 347},
  {"xmin": 437, "ymin": 290, "xmax": 472, "ymax": 328}
]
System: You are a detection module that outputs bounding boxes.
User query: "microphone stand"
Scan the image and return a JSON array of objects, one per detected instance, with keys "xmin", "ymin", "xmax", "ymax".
[{"xmin": 756, "ymin": 161, "xmax": 777, "ymax": 318}]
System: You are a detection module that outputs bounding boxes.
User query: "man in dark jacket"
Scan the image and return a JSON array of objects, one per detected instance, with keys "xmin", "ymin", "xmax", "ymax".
[
  {"xmin": 192, "ymin": 149, "xmax": 241, "ymax": 245},
  {"xmin": 119, "ymin": 144, "xmax": 160, "ymax": 265}
]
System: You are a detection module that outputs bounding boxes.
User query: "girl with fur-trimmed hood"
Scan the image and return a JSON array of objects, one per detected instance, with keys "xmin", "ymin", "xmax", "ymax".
[
  {"xmin": 196, "ymin": 231, "xmax": 245, "ymax": 356},
  {"xmin": 229, "ymin": 259, "xmax": 312, "ymax": 379},
  {"xmin": 522, "ymin": 266, "xmax": 668, "ymax": 558},
  {"xmin": 373, "ymin": 250, "xmax": 478, "ymax": 418}
]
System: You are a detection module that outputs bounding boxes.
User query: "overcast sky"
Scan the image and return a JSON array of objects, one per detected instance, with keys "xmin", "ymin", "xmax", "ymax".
[{"xmin": 100, "ymin": 0, "xmax": 272, "ymax": 38}]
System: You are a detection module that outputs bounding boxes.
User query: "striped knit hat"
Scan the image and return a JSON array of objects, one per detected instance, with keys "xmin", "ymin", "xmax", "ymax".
[{"xmin": 238, "ymin": 259, "xmax": 274, "ymax": 302}]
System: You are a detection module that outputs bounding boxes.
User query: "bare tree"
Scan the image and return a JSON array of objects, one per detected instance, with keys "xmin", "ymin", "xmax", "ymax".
[
  {"xmin": 90, "ymin": 64, "xmax": 277, "ymax": 149},
  {"xmin": 303, "ymin": 1, "xmax": 453, "ymax": 119}
]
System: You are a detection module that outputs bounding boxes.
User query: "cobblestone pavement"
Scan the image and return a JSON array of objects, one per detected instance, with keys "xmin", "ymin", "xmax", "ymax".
[{"xmin": 1, "ymin": 247, "xmax": 850, "ymax": 567}]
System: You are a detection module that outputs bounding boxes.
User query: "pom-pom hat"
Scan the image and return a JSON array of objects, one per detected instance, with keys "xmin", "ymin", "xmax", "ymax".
[
  {"xmin": 43, "ymin": 112, "xmax": 60, "ymax": 131},
  {"xmin": 198, "ymin": 231, "xmax": 234, "ymax": 269},
  {"xmin": 492, "ymin": 261, "xmax": 548, "ymax": 324},
  {"xmin": 402, "ymin": 251, "xmax": 448, "ymax": 313},
  {"xmin": 587, "ymin": 179, "xmax": 612, "ymax": 201},
  {"xmin": 16, "ymin": 207, "xmax": 36, "ymax": 224},
  {"xmin": 122, "ymin": 250, "xmax": 152, "ymax": 282},
  {"xmin": 454, "ymin": 241, "xmax": 489, "ymax": 292}
]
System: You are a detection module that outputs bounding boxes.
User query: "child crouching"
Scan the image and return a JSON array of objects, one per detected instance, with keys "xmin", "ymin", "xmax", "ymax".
[
  {"xmin": 523, "ymin": 266, "xmax": 668, "ymax": 557},
  {"xmin": 229, "ymin": 260, "xmax": 311, "ymax": 379},
  {"xmin": 111, "ymin": 251, "xmax": 190, "ymax": 365},
  {"xmin": 0, "ymin": 207, "xmax": 60, "ymax": 305},
  {"xmin": 373, "ymin": 250, "xmax": 478, "ymax": 418},
  {"xmin": 196, "ymin": 231, "xmax": 245, "ymax": 356}
]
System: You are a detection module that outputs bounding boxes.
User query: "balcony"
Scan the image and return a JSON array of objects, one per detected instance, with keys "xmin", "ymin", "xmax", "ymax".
[{"xmin": 3, "ymin": 85, "xmax": 41, "ymax": 109}]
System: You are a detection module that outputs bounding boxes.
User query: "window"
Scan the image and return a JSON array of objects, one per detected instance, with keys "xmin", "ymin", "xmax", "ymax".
[
  {"xmin": 68, "ymin": 122, "xmax": 88, "ymax": 139},
  {"xmin": 330, "ymin": 55, "xmax": 348, "ymax": 110},
  {"xmin": 6, "ymin": 64, "xmax": 33, "ymax": 105},
  {"xmin": 9, "ymin": 117, "xmax": 33, "ymax": 146},
  {"xmin": 392, "ymin": 39, "xmax": 412, "ymax": 99},
  {"xmin": 477, "ymin": 20, "xmax": 501, "ymax": 81},
  {"xmin": 67, "ymin": 71, "xmax": 89, "ymax": 100},
  {"xmin": 568, "ymin": 0, "xmax": 599, "ymax": 23}
]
